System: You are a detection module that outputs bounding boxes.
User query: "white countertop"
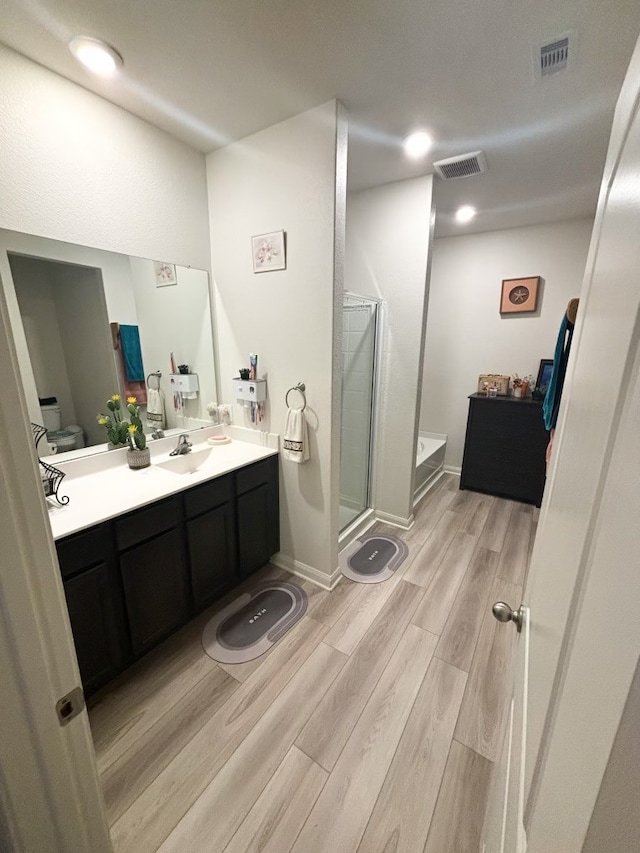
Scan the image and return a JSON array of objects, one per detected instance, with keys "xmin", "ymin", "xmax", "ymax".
[{"xmin": 47, "ymin": 427, "xmax": 278, "ymax": 541}]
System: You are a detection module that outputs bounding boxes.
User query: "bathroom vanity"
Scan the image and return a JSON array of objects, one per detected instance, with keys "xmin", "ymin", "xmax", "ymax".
[{"xmin": 52, "ymin": 443, "xmax": 279, "ymax": 695}]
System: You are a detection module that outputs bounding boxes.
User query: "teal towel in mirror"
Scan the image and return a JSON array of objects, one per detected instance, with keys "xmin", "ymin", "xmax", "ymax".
[{"xmin": 119, "ymin": 325, "xmax": 145, "ymax": 382}]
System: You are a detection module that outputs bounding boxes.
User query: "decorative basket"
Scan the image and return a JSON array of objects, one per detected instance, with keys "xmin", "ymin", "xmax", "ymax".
[
  {"xmin": 478, "ymin": 374, "xmax": 510, "ymax": 396},
  {"xmin": 127, "ymin": 447, "xmax": 151, "ymax": 469}
]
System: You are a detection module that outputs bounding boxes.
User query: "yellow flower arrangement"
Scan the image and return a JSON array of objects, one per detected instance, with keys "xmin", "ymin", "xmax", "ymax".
[
  {"xmin": 111, "ymin": 394, "xmax": 121, "ymax": 401},
  {"xmin": 97, "ymin": 416, "xmax": 109, "ymax": 426},
  {"xmin": 127, "ymin": 396, "xmax": 137, "ymax": 405},
  {"xmin": 128, "ymin": 424, "xmax": 137, "ymax": 434}
]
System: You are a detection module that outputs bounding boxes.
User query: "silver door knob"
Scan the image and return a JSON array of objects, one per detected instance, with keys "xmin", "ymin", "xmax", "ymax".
[{"xmin": 492, "ymin": 602, "xmax": 524, "ymax": 632}]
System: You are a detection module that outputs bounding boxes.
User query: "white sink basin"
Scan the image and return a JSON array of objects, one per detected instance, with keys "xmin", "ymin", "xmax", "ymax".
[{"xmin": 154, "ymin": 447, "xmax": 213, "ymax": 475}]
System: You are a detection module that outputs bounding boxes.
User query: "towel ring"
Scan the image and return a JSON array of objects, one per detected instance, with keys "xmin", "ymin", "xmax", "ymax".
[
  {"xmin": 286, "ymin": 382, "xmax": 306, "ymax": 411},
  {"xmin": 147, "ymin": 370, "xmax": 162, "ymax": 389}
]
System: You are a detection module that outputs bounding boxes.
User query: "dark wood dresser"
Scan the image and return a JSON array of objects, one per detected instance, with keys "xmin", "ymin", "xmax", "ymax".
[{"xmin": 460, "ymin": 393, "xmax": 548, "ymax": 506}]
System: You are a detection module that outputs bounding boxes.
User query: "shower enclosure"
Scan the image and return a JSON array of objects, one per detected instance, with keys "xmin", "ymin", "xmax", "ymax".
[{"xmin": 339, "ymin": 293, "xmax": 379, "ymax": 531}]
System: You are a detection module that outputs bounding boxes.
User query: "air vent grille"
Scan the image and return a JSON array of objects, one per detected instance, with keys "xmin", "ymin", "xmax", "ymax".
[
  {"xmin": 433, "ymin": 151, "xmax": 487, "ymax": 181},
  {"xmin": 540, "ymin": 36, "xmax": 569, "ymax": 76}
]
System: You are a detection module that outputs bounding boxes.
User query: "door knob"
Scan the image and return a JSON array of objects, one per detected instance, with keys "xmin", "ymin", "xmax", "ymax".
[{"xmin": 492, "ymin": 601, "xmax": 524, "ymax": 632}]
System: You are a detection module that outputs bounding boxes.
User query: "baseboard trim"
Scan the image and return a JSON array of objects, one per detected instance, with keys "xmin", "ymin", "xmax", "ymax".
[
  {"xmin": 413, "ymin": 469, "xmax": 446, "ymax": 508},
  {"xmin": 444, "ymin": 465, "xmax": 462, "ymax": 475},
  {"xmin": 338, "ymin": 508, "xmax": 376, "ymax": 549},
  {"xmin": 374, "ymin": 510, "xmax": 415, "ymax": 530},
  {"xmin": 271, "ymin": 553, "xmax": 341, "ymax": 591}
]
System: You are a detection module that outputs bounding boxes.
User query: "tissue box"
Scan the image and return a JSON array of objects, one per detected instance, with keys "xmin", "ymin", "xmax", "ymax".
[{"xmin": 477, "ymin": 374, "xmax": 510, "ymax": 396}]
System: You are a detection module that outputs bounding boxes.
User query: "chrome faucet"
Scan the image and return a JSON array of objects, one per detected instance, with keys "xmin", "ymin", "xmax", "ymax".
[
  {"xmin": 150, "ymin": 428, "xmax": 165, "ymax": 440},
  {"xmin": 170, "ymin": 433, "xmax": 192, "ymax": 456}
]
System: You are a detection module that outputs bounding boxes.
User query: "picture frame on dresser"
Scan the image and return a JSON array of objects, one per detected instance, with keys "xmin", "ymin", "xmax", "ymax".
[{"xmin": 535, "ymin": 359, "xmax": 554, "ymax": 396}]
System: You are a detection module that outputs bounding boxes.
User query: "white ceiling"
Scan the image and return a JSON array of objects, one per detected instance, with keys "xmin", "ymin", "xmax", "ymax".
[{"xmin": 2, "ymin": 0, "xmax": 639, "ymax": 235}]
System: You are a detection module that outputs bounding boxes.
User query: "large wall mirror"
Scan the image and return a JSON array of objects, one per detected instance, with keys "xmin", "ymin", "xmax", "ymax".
[{"xmin": 0, "ymin": 229, "xmax": 217, "ymax": 460}]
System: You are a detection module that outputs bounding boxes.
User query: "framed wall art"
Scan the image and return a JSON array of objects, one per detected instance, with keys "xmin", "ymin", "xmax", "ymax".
[
  {"xmin": 252, "ymin": 230, "xmax": 286, "ymax": 273},
  {"xmin": 500, "ymin": 276, "xmax": 540, "ymax": 314},
  {"xmin": 154, "ymin": 261, "xmax": 177, "ymax": 287}
]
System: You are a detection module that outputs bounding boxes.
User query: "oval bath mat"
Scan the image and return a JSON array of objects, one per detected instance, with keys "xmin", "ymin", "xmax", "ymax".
[
  {"xmin": 202, "ymin": 581, "xmax": 307, "ymax": 664},
  {"xmin": 340, "ymin": 534, "xmax": 409, "ymax": 584}
]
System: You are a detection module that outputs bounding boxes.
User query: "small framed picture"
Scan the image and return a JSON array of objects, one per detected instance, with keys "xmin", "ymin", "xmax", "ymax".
[
  {"xmin": 252, "ymin": 230, "xmax": 286, "ymax": 273},
  {"xmin": 536, "ymin": 359, "xmax": 554, "ymax": 394},
  {"xmin": 154, "ymin": 261, "xmax": 177, "ymax": 287},
  {"xmin": 500, "ymin": 276, "xmax": 540, "ymax": 314}
]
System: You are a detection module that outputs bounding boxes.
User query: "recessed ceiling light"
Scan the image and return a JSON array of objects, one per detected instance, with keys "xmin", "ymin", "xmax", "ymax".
[
  {"xmin": 69, "ymin": 37, "xmax": 123, "ymax": 76},
  {"xmin": 455, "ymin": 205, "xmax": 477, "ymax": 224},
  {"xmin": 403, "ymin": 131, "xmax": 433, "ymax": 159}
]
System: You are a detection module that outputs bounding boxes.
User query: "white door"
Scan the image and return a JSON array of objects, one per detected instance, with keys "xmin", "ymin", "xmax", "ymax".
[
  {"xmin": 0, "ymin": 277, "xmax": 112, "ymax": 846},
  {"xmin": 482, "ymin": 35, "xmax": 640, "ymax": 853}
]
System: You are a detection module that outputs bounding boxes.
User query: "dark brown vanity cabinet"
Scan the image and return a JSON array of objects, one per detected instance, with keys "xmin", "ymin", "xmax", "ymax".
[
  {"xmin": 185, "ymin": 477, "xmax": 238, "ymax": 610},
  {"xmin": 55, "ymin": 455, "xmax": 279, "ymax": 695},
  {"xmin": 236, "ymin": 455, "xmax": 280, "ymax": 578},
  {"xmin": 56, "ymin": 526, "xmax": 126, "ymax": 694}
]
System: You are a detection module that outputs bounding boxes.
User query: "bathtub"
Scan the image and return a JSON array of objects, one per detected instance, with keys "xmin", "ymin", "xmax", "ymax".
[{"xmin": 415, "ymin": 431, "xmax": 447, "ymax": 501}]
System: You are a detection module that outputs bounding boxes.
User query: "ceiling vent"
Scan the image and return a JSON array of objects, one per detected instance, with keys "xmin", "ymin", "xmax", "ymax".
[
  {"xmin": 536, "ymin": 31, "xmax": 574, "ymax": 79},
  {"xmin": 433, "ymin": 151, "xmax": 487, "ymax": 180}
]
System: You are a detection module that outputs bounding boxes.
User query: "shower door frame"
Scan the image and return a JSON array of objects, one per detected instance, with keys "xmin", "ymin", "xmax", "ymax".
[{"xmin": 340, "ymin": 291, "xmax": 384, "ymax": 531}]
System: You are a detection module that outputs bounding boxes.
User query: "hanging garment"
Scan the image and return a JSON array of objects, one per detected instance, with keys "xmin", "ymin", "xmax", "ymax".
[{"xmin": 543, "ymin": 314, "xmax": 575, "ymax": 431}]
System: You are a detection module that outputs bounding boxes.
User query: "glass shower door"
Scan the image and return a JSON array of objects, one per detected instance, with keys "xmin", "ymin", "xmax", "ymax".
[{"xmin": 339, "ymin": 294, "xmax": 378, "ymax": 531}]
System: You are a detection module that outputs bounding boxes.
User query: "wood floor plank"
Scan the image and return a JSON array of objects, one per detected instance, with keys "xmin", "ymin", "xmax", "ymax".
[
  {"xmin": 404, "ymin": 486, "xmax": 457, "ymax": 547},
  {"xmin": 496, "ymin": 507, "xmax": 532, "ymax": 585},
  {"xmin": 436, "ymin": 547, "xmax": 500, "ymax": 672},
  {"xmin": 89, "ymin": 563, "xmax": 284, "ymax": 767},
  {"xmin": 403, "ymin": 510, "xmax": 462, "ymax": 588},
  {"xmin": 110, "ymin": 616, "xmax": 329, "ymax": 853},
  {"xmin": 459, "ymin": 493, "xmax": 494, "ymax": 537},
  {"xmin": 423, "ymin": 740, "xmax": 493, "ymax": 853},
  {"xmin": 158, "ymin": 643, "xmax": 346, "ymax": 853},
  {"xmin": 454, "ymin": 577, "xmax": 522, "ymax": 762},
  {"xmin": 291, "ymin": 625, "xmax": 438, "ymax": 853},
  {"xmin": 296, "ymin": 580, "xmax": 424, "ymax": 771},
  {"xmin": 357, "ymin": 657, "xmax": 467, "ymax": 853},
  {"xmin": 324, "ymin": 572, "xmax": 401, "ymax": 655},
  {"xmin": 102, "ymin": 665, "xmax": 238, "ymax": 823},
  {"xmin": 477, "ymin": 498, "xmax": 514, "ymax": 552},
  {"xmin": 89, "ymin": 629, "xmax": 219, "ymax": 773},
  {"xmin": 222, "ymin": 746, "xmax": 327, "ymax": 853},
  {"xmin": 305, "ymin": 576, "xmax": 362, "ymax": 627},
  {"xmin": 412, "ymin": 531, "xmax": 478, "ymax": 636},
  {"xmin": 448, "ymin": 488, "xmax": 482, "ymax": 515}
]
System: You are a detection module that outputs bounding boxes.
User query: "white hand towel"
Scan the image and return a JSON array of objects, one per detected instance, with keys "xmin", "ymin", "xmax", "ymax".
[
  {"xmin": 283, "ymin": 408, "xmax": 310, "ymax": 463},
  {"xmin": 146, "ymin": 388, "xmax": 166, "ymax": 428}
]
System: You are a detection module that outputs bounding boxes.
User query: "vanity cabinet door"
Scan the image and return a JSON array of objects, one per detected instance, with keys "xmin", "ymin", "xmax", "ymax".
[
  {"xmin": 236, "ymin": 456, "xmax": 280, "ymax": 578},
  {"xmin": 120, "ymin": 528, "xmax": 189, "ymax": 656},
  {"xmin": 62, "ymin": 561, "xmax": 125, "ymax": 695},
  {"xmin": 187, "ymin": 503, "xmax": 237, "ymax": 610}
]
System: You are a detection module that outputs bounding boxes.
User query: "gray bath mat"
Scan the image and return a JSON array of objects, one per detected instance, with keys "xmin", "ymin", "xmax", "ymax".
[
  {"xmin": 202, "ymin": 581, "xmax": 308, "ymax": 664},
  {"xmin": 340, "ymin": 534, "xmax": 409, "ymax": 584}
]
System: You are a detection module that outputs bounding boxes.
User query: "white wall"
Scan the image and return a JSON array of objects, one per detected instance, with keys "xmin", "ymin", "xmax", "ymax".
[
  {"xmin": 421, "ymin": 218, "xmax": 594, "ymax": 469},
  {"xmin": 345, "ymin": 176, "xmax": 434, "ymax": 525},
  {"xmin": 207, "ymin": 101, "xmax": 347, "ymax": 584},
  {"xmin": 10, "ymin": 256, "xmax": 77, "ymax": 427},
  {"xmin": 129, "ymin": 258, "xmax": 216, "ymax": 427},
  {"xmin": 51, "ymin": 265, "xmax": 116, "ymax": 446}
]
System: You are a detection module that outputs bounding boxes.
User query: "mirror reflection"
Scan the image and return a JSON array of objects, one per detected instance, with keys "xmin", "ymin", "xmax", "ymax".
[{"xmin": 0, "ymin": 230, "xmax": 217, "ymax": 459}]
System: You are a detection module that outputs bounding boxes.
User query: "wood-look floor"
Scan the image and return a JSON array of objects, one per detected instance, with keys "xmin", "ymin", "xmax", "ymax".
[{"xmin": 89, "ymin": 474, "xmax": 536, "ymax": 853}]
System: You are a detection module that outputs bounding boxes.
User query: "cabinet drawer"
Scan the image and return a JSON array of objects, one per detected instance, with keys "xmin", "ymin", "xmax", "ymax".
[
  {"xmin": 56, "ymin": 525, "xmax": 111, "ymax": 579},
  {"xmin": 115, "ymin": 497, "xmax": 178, "ymax": 551},
  {"xmin": 235, "ymin": 457, "xmax": 275, "ymax": 496},
  {"xmin": 184, "ymin": 475, "xmax": 232, "ymax": 520}
]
